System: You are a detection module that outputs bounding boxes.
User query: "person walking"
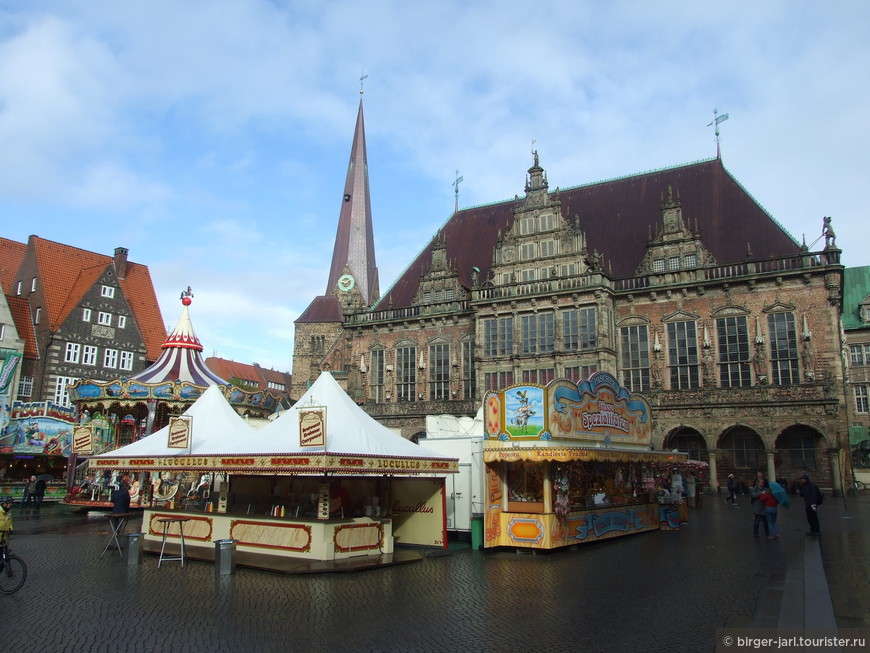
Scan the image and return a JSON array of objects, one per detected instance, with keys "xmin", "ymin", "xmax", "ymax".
[
  {"xmin": 725, "ymin": 473, "xmax": 738, "ymax": 506},
  {"xmin": 33, "ymin": 476, "xmax": 47, "ymax": 508},
  {"xmin": 759, "ymin": 483, "xmax": 780, "ymax": 540},
  {"xmin": 750, "ymin": 479, "xmax": 770, "ymax": 538},
  {"xmin": 686, "ymin": 471, "xmax": 697, "ymax": 508},
  {"xmin": 799, "ymin": 474, "xmax": 822, "ymax": 536}
]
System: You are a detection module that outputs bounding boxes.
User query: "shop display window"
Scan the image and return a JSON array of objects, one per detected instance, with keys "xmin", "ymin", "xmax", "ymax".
[{"xmin": 507, "ymin": 461, "xmax": 545, "ymax": 512}]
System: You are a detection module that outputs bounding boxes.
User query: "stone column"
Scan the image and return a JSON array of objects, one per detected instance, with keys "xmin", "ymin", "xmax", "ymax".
[
  {"xmin": 829, "ymin": 449, "xmax": 842, "ymax": 498},
  {"xmin": 708, "ymin": 450, "xmax": 719, "ymax": 493},
  {"xmin": 766, "ymin": 450, "xmax": 776, "ymax": 484}
]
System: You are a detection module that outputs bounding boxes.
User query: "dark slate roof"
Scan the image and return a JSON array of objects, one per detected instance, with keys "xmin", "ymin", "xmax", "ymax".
[
  {"xmin": 376, "ymin": 158, "xmax": 802, "ymax": 310},
  {"xmin": 295, "ymin": 295, "xmax": 343, "ymax": 324},
  {"xmin": 843, "ymin": 266, "xmax": 870, "ymax": 330}
]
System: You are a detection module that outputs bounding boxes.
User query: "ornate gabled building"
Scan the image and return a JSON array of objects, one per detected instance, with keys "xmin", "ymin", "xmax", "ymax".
[
  {"xmin": 843, "ymin": 266, "xmax": 870, "ymax": 475},
  {"xmin": 292, "ymin": 109, "xmax": 849, "ymax": 492}
]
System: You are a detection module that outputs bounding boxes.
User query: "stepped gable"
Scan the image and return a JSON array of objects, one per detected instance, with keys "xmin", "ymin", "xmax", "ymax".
[
  {"xmin": 376, "ymin": 158, "xmax": 801, "ymax": 310},
  {"xmin": 131, "ymin": 291, "xmax": 227, "ymax": 386}
]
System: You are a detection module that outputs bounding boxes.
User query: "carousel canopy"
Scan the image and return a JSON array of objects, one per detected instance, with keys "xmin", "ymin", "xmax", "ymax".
[
  {"xmin": 90, "ymin": 384, "xmax": 254, "ymax": 459},
  {"xmin": 130, "ymin": 291, "xmax": 227, "ymax": 386}
]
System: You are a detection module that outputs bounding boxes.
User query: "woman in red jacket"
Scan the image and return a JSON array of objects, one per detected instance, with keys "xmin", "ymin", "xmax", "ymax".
[{"xmin": 759, "ymin": 486, "xmax": 780, "ymax": 540}]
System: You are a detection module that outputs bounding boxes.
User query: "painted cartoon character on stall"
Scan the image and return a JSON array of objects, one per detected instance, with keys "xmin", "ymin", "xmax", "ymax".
[{"xmin": 512, "ymin": 390, "xmax": 536, "ymax": 428}]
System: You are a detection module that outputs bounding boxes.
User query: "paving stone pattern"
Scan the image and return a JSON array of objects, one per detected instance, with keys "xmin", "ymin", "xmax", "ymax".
[{"xmin": 3, "ymin": 493, "xmax": 867, "ymax": 652}]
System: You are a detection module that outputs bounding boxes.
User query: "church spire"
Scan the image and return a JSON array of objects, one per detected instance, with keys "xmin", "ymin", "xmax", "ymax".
[{"xmin": 326, "ymin": 97, "xmax": 380, "ymax": 307}]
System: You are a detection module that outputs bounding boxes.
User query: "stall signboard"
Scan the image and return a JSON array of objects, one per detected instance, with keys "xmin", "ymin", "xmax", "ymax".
[
  {"xmin": 72, "ymin": 426, "xmax": 94, "ymax": 454},
  {"xmin": 484, "ymin": 373, "xmax": 651, "ymax": 447},
  {"xmin": 168, "ymin": 416, "xmax": 192, "ymax": 449},
  {"xmin": 390, "ymin": 477, "xmax": 447, "ymax": 548},
  {"xmin": 1, "ymin": 400, "xmax": 75, "ymax": 456},
  {"xmin": 299, "ymin": 407, "xmax": 326, "ymax": 448}
]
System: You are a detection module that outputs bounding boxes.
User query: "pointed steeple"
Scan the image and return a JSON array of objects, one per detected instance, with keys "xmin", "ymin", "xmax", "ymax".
[{"xmin": 326, "ymin": 98, "xmax": 380, "ymax": 307}]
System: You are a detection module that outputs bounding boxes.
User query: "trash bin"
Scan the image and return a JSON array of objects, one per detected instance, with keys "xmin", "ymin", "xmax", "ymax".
[
  {"xmin": 123, "ymin": 532, "xmax": 144, "ymax": 565},
  {"xmin": 214, "ymin": 539, "xmax": 237, "ymax": 575},
  {"xmin": 470, "ymin": 516, "xmax": 483, "ymax": 550}
]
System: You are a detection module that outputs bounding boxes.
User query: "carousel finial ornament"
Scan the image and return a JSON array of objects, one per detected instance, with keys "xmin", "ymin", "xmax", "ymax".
[{"xmin": 181, "ymin": 286, "xmax": 194, "ymax": 306}]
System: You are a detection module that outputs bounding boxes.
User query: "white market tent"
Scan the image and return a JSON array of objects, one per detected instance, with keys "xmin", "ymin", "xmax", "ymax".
[{"xmin": 90, "ymin": 372, "xmax": 457, "ymax": 475}]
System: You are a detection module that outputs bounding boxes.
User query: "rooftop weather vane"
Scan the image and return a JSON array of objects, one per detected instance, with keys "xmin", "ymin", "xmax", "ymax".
[
  {"xmin": 452, "ymin": 169, "xmax": 463, "ymax": 214},
  {"xmin": 707, "ymin": 108, "xmax": 729, "ymax": 159},
  {"xmin": 359, "ymin": 70, "xmax": 369, "ymax": 95}
]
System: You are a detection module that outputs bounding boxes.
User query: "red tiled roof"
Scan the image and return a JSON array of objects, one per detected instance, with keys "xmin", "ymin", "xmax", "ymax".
[
  {"xmin": 205, "ymin": 357, "xmax": 292, "ymax": 392},
  {"xmin": 378, "ymin": 158, "xmax": 802, "ymax": 309},
  {"xmin": 0, "ymin": 237, "xmax": 26, "ymax": 293},
  {"xmin": 27, "ymin": 236, "xmax": 166, "ymax": 360},
  {"xmin": 295, "ymin": 295, "xmax": 343, "ymax": 323},
  {"xmin": 6, "ymin": 295, "xmax": 37, "ymax": 358}
]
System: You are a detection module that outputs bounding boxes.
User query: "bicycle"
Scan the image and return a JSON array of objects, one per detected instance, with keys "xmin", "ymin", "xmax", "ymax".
[{"xmin": 0, "ymin": 531, "xmax": 27, "ymax": 594}]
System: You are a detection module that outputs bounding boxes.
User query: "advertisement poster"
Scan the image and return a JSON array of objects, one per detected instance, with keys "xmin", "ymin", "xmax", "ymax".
[{"xmin": 390, "ymin": 478, "xmax": 446, "ymax": 548}]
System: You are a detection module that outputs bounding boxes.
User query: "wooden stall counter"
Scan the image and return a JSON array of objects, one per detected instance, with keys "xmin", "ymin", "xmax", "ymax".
[
  {"xmin": 141, "ymin": 509, "xmax": 393, "ymax": 564},
  {"xmin": 488, "ymin": 502, "xmax": 660, "ymax": 550}
]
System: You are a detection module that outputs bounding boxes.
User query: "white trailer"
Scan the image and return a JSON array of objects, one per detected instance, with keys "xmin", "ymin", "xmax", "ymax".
[{"xmin": 420, "ymin": 409, "xmax": 484, "ymax": 534}]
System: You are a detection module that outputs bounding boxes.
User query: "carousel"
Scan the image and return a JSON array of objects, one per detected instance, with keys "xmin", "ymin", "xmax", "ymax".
[{"xmin": 65, "ymin": 288, "xmax": 283, "ymax": 507}]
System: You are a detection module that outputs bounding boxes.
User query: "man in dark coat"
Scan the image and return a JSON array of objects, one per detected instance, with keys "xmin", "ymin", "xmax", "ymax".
[
  {"xmin": 799, "ymin": 474, "xmax": 822, "ymax": 536},
  {"xmin": 111, "ymin": 477, "xmax": 132, "ymax": 514}
]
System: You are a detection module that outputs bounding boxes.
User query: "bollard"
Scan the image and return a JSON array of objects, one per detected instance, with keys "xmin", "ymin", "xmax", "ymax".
[
  {"xmin": 214, "ymin": 539, "xmax": 237, "ymax": 575},
  {"xmin": 123, "ymin": 532, "xmax": 144, "ymax": 565}
]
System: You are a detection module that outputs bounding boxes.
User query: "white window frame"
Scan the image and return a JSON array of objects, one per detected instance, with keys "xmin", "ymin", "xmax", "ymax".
[
  {"xmin": 101, "ymin": 285, "xmax": 115, "ymax": 298},
  {"xmin": 539, "ymin": 240, "xmax": 557, "ymax": 257},
  {"xmin": 0, "ymin": 324, "xmax": 4, "ymax": 341},
  {"xmin": 64, "ymin": 342, "xmax": 81, "ymax": 364},
  {"xmin": 82, "ymin": 308, "xmax": 92, "ymax": 322},
  {"xmin": 117, "ymin": 315, "xmax": 127, "ymax": 329},
  {"xmin": 16, "ymin": 281, "xmax": 22, "ymax": 295},
  {"xmin": 856, "ymin": 385, "xmax": 869, "ymax": 414},
  {"xmin": 98, "ymin": 311, "xmax": 112, "ymax": 326},
  {"xmin": 18, "ymin": 375, "xmax": 33, "ymax": 398},
  {"xmin": 684, "ymin": 253, "xmax": 697, "ymax": 268},
  {"xmin": 668, "ymin": 256, "xmax": 680, "ymax": 271},
  {"xmin": 103, "ymin": 348, "xmax": 118, "ymax": 368},
  {"xmin": 519, "ymin": 243, "xmax": 536, "ymax": 261},
  {"xmin": 31, "ymin": 277, "xmax": 37, "ymax": 292},
  {"xmin": 539, "ymin": 214, "xmax": 555, "ymax": 231},
  {"xmin": 54, "ymin": 376, "xmax": 78, "ymax": 407},
  {"xmin": 34, "ymin": 307, "xmax": 41, "ymax": 324},
  {"xmin": 653, "ymin": 259, "xmax": 665, "ymax": 273},
  {"xmin": 82, "ymin": 345, "xmax": 98, "ymax": 366},
  {"xmin": 119, "ymin": 351, "xmax": 134, "ymax": 371}
]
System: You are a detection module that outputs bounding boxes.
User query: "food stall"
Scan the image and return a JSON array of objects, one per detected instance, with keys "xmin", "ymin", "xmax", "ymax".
[
  {"xmin": 483, "ymin": 373, "xmax": 687, "ymax": 550},
  {"xmin": 90, "ymin": 373, "xmax": 457, "ymax": 568}
]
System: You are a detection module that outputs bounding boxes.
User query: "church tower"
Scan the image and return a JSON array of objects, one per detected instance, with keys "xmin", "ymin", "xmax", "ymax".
[{"xmin": 292, "ymin": 95, "xmax": 379, "ymax": 398}]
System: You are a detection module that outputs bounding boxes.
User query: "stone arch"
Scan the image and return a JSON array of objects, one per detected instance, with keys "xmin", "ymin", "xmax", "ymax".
[
  {"xmin": 662, "ymin": 426, "xmax": 709, "ymax": 461},
  {"xmin": 774, "ymin": 424, "xmax": 831, "ymax": 490},
  {"xmin": 409, "ymin": 430, "xmax": 426, "ymax": 444},
  {"xmin": 717, "ymin": 425, "xmax": 766, "ymax": 490}
]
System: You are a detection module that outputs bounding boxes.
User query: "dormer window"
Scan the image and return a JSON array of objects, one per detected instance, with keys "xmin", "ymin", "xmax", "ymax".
[
  {"xmin": 685, "ymin": 253, "xmax": 697, "ymax": 268},
  {"xmin": 540, "ymin": 240, "xmax": 557, "ymax": 257},
  {"xmin": 31, "ymin": 278, "xmax": 37, "ymax": 292},
  {"xmin": 653, "ymin": 259, "xmax": 665, "ymax": 273},
  {"xmin": 668, "ymin": 256, "xmax": 680, "ymax": 271},
  {"xmin": 16, "ymin": 281, "xmax": 22, "ymax": 295},
  {"xmin": 101, "ymin": 285, "xmax": 115, "ymax": 298},
  {"xmin": 519, "ymin": 243, "xmax": 536, "ymax": 260},
  {"xmin": 539, "ymin": 214, "xmax": 555, "ymax": 231},
  {"xmin": 519, "ymin": 217, "xmax": 536, "ymax": 236}
]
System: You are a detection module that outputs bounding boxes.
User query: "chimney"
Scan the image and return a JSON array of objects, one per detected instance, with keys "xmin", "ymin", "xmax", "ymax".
[{"xmin": 113, "ymin": 247, "xmax": 128, "ymax": 280}]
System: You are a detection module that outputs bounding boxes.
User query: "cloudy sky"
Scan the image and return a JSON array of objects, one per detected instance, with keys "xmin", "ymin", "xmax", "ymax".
[{"xmin": 2, "ymin": 1, "xmax": 868, "ymax": 375}]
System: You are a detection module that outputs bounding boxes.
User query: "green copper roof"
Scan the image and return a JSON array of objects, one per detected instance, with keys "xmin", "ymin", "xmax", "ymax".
[{"xmin": 842, "ymin": 266, "xmax": 870, "ymax": 330}]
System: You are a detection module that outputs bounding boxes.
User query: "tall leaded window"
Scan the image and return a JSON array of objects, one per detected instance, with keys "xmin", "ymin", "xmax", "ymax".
[
  {"xmin": 103, "ymin": 348, "xmax": 118, "ymax": 368},
  {"xmin": 484, "ymin": 371, "xmax": 514, "ymax": 392},
  {"xmin": 722, "ymin": 429, "xmax": 763, "ymax": 469},
  {"xmin": 17, "ymin": 375, "xmax": 33, "ymax": 398},
  {"xmin": 855, "ymin": 386, "xmax": 869, "ymax": 414},
  {"xmin": 521, "ymin": 369, "xmax": 554, "ymax": 385},
  {"xmin": 717, "ymin": 316, "xmax": 751, "ymax": 387},
  {"xmin": 563, "ymin": 308, "xmax": 597, "ymax": 350},
  {"xmin": 396, "ymin": 346, "xmax": 417, "ymax": 402},
  {"xmin": 119, "ymin": 351, "xmax": 134, "ymax": 371},
  {"xmin": 65, "ymin": 342, "xmax": 81, "ymax": 364},
  {"xmin": 521, "ymin": 313, "xmax": 554, "ymax": 355},
  {"xmin": 564, "ymin": 365, "xmax": 597, "ymax": 383},
  {"xmin": 483, "ymin": 317, "xmax": 513, "ymax": 357},
  {"xmin": 667, "ymin": 321, "xmax": 700, "ymax": 389},
  {"xmin": 54, "ymin": 376, "xmax": 78, "ymax": 406},
  {"xmin": 462, "ymin": 340, "xmax": 476, "ymax": 400},
  {"xmin": 620, "ymin": 325, "xmax": 650, "ymax": 392},
  {"xmin": 429, "ymin": 343, "xmax": 450, "ymax": 400},
  {"xmin": 82, "ymin": 345, "xmax": 98, "ymax": 366},
  {"xmin": 370, "ymin": 349, "xmax": 385, "ymax": 402},
  {"xmin": 768, "ymin": 313, "xmax": 799, "ymax": 385}
]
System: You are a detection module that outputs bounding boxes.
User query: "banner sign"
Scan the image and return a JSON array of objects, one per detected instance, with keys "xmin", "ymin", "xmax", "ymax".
[
  {"xmin": 0, "ymin": 351, "xmax": 22, "ymax": 393},
  {"xmin": 298, "ymin": 407, "xmax": 326, "ymax": 448},
  {"xmin": 72, "ymin": 425, "xmax": 94, "ymax": 454},
  {"xmin": 168, "ymin": 416, "xmax": 192, "ymax": 449}
]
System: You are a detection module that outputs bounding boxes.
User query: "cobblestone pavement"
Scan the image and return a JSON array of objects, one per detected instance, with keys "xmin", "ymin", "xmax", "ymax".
[{"xmin": 3, "ymin": 492, "xmax": 867, "ymax": 653}]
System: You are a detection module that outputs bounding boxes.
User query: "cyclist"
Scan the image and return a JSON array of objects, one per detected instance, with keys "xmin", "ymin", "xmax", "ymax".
[{"xmin": 0, "ymin": 495, "xmax": 12, "ymax": 543}]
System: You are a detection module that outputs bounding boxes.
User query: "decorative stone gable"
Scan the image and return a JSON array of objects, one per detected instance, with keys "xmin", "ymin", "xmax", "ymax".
[
  {"xmin": 636, "ymin": 185, "xmax": 716, "ymax": 276},
  {"xmin": 412, "ymin": 231, "xmax": 467, "ymax": 308}
]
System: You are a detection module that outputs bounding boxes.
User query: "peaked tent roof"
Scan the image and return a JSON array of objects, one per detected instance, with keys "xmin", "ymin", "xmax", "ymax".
[
  {"xmin": 92, "ymin": 384, "xmax": 255, "ymax": 458},
  {"xmin": 131, "ymin": 294, "xmax": 227, "ymax": 386},
  {"xmin": 377, "ymin": 158, "xmax": 802, "ymax": 310},
  {"xmin": 248, "ymin": 372, "xmax": 451, "ymax": 460}
]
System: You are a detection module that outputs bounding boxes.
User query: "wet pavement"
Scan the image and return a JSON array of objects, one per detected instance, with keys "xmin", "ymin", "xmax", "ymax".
[{"xmin": 3, "ymin": 491, "xmax": 868, "ymax": 652}]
